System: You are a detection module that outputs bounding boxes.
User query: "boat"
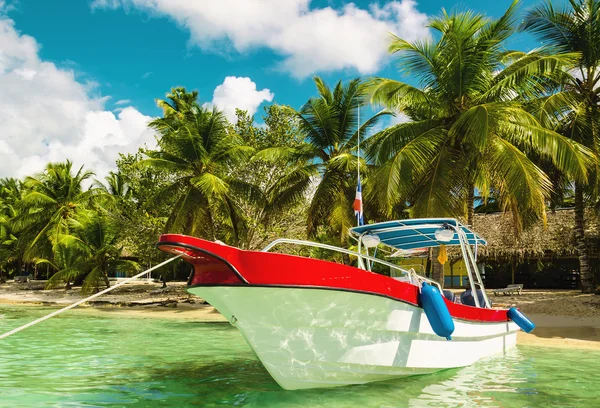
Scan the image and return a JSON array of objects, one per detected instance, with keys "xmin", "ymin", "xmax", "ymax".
[{"xmin": 156, "ymin": 218, "xmax": 534, "ymax": 390}]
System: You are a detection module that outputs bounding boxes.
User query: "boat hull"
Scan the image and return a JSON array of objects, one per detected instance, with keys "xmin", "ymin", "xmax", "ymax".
[{"xmin": 188, "ymin": 286, "xmax": 518, "ymax": 390}]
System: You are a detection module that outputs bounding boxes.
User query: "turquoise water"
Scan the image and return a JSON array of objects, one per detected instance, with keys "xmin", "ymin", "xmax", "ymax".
[{"xmin": 1, "ymin": 307, "xmax": 599, "ymax": 407}]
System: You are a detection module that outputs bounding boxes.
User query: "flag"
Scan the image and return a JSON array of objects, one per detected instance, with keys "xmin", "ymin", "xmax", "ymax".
[{"xmin": 353, "ymin": 177, "xmax": 364, "ymax": 226}]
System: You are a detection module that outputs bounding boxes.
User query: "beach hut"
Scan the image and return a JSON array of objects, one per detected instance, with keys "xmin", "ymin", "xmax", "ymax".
[
  {"xmin": 471, "ymin": 209, "xmax": 599, "ymax": 289},
  {"xmin": 394, "ymin": 209, "xmax": 598, "ymax": 289}
]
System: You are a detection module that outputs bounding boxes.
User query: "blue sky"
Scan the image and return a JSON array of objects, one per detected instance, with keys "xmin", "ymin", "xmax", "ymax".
[
  {"xmin": 10, "ymin": 0, "xmax": 543, "ymax": 115},
  {"xmin": 0, "ymin": 0, "xmax": 551, "ymax": 180}
]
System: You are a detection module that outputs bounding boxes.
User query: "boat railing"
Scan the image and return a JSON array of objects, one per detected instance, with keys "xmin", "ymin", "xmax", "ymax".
[
  {"xmin": 390, "ymin": 264, "xmax": 425, "ymax": 277},
  {"xmin": 262, "ymin": 238, "xmax": 442, "ymax": 292}
]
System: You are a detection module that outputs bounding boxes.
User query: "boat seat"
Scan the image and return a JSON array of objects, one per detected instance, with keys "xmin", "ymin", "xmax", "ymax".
[
  {"xmin": 442, "ymin": 290, "xmax": 455, "ymax": 303},
  {"xmin": 460, "ymin": 289, "xmax": 491, "ymax": 307}
]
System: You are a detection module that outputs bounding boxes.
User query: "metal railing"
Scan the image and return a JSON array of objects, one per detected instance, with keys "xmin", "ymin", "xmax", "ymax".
[
  {"xmin": 454, "ymin": 227, "xmax": 491, "ymax": 308},
  {"xmin": 262, "ymin": 238, "xmax": 442, "ymax": 291}
]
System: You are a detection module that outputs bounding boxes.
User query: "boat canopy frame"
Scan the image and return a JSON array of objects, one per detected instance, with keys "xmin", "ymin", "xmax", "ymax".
[{"xmin": 349, "ymin": 219, "xmax": 491, "ymax": 308}]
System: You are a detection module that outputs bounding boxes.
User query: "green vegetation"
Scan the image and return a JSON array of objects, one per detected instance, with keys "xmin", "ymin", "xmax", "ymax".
[
  {"xmin": 367, "ymin": 2, "xmax": 592, "ymax": 232},
  {"xmin": 0, "ymin": 0, "xmax": 598, "ymax": 292},
  {"xmin": 521, "ymin": 0, "xmax": 600, "ymax": 294}
]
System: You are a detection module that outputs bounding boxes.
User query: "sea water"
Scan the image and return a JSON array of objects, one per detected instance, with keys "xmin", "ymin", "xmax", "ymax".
[{"xmin": 0, "ymin": 306, "xmax": 598, "ymax": 407}]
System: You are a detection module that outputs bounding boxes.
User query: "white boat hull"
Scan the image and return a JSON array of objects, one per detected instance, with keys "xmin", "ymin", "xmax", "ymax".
[{"xmin": 188, "ymin": 286, "xmax": 519, "ymax": 390}]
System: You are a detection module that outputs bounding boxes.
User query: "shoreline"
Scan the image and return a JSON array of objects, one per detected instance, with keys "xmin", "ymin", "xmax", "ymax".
[{"xmin": 2, "ymin": 281, "xmax": 599, "ymax": 350}]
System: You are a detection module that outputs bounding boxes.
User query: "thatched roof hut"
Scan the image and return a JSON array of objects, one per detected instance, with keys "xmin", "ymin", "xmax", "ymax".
[{"xmin": 471, "ymin": 208, "xmax": 599, "ymax": 260}]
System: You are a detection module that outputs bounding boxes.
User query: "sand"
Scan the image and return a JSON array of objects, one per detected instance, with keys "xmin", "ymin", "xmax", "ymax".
[{"xmin": 1, "ymin": 281, "xmax": 599, "ymax": 349}]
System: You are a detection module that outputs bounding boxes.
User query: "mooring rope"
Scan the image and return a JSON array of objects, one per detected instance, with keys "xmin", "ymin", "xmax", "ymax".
[{"xmin": 0, "ymin": 255, "xmax": 182, "ymax": 340}]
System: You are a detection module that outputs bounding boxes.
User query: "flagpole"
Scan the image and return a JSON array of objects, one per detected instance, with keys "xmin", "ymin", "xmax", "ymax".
[
  {"xmin": 357, "ymin": 103, "xmax": 360, "ymax": 186},
  {"xmin": 357, "ymin": 103, "xmax": 360, "ymax": 226}
]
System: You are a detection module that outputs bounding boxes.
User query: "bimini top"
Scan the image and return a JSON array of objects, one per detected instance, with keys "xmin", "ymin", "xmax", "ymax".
[{"xmin": 349, "ymin": 218, "xmax": 486, "ymax": 251}]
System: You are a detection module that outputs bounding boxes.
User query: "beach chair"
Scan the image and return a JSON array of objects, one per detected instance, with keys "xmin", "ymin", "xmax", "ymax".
[{"xmin": 493, "ymin": 284, "xmax": 523, "ymax": 296}]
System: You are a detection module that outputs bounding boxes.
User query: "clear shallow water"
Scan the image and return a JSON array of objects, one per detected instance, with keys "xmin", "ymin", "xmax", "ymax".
[{"xmin": 0, "ymin": 306, "xmax": 599, "ymax": 407}]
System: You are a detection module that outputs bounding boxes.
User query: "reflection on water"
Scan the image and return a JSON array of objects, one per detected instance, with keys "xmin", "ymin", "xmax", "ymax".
[{"xmin": 0, "ymin": 306, "xmax": 599, "ymax": 407}]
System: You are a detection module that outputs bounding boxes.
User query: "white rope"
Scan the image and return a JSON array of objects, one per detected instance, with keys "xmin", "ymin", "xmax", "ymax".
[{"xmin": 0, "ymin": 255, "xmax": 182, "ymax": 340}]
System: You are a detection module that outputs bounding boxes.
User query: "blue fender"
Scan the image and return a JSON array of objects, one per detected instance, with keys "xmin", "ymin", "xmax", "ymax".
[
  {"xmin": 419, "ymin": 282, "xmax": 455, "ymax": 340},
  {"xmin": 507, "ymin": 307, "xmax": 535, "ymax": 333}
]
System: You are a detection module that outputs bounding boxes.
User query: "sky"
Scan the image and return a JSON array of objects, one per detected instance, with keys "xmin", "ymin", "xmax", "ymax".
[{"xmin": 0, "ymin": 0, "xmax": 549, "ymax": 181}]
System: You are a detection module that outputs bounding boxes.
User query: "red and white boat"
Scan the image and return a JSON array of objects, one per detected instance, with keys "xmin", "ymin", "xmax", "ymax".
[{"xmin": 156, "ymin": 218, "xmax": 533, "ymax": 390}]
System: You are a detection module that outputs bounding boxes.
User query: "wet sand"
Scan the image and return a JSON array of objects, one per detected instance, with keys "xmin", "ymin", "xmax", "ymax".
[
  {"xmin": 517, "ymin": 314, "xmax": 600, "ymax": 350},
  {"xmin": 72, "ymin": 302, "xmax": 228, "ymax": 321},
  {"xmin": 2, "ymin": 281, "xmax": 599, "ymax": 349},
  {"xmin": 491, "ymin": 290, "xmax": 600, "ymax": 350}
]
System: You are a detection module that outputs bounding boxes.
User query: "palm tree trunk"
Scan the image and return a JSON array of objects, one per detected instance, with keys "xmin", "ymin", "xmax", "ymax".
[
  {"xmin": 102, "ymin": 260, "xmax": 110, "ymax": 289},
  {"xmin": 574, "ymin": 184, "xmax": 594, "ymax": 293},
  {"xmin": 207, "ymin": 208, "xmax": 217, "ymax": 242},
  {"xmin": 467, "ymin": 182, "xmax": 475, "ymax": 227},
  {"xmin": 425, "ymin": 255, "xmax": 432, "ymax": 279},
  {"xmin": 431, "ymin": 247, "xmax": 444, "ymax": 289},
  {"xmin": 341, "ymin": 253, "xmax": 351, "ymax": 266}
]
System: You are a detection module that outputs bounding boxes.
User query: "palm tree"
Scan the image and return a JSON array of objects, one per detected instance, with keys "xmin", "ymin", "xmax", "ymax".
[
  {"xmin": 366, "ymin": 1, "xmax": 593, "ymax": 234},
  {"xmin": 141, "ymin": 88, "xmax": 257, "ymax": 245},
  {"xmin": 41, "ymin": 211, "xmax": 139, "ymax": 293},
  {"xmin": 259, "ymin": 77, "xmax": 386, "ymax": 249},
  {"xmin": 0, "ymin": 178, "xmax": 22, "ymax": 281},
  {"xmin": 94, "ymin": 171, "xmax": 131, "ymax": 199},
  {"xmin": 12, "ymin": 161, "xmax": 102, "ymax": 260},
  {"xmin": 522, "ymin": 0, "xmax": 600, "ymax": 292}
]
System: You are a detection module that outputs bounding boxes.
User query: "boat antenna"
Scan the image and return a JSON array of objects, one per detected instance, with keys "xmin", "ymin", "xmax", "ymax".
[
  {"xmin": 357, "ymin": 102, "xmax": 360, "ymax": 186},
  {"xmin": 353, "ymin": 103, "xmax": 363, "ymax": 227}
]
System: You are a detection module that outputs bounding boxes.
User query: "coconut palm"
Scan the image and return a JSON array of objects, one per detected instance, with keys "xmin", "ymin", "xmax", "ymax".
[
  {"xmin": 366, "ymin": 1, "xmax": 593, "ymax": 233},
  {"xmin": 258, "ymin": 77, "xmax": 386, "ymax": 248},
  {"xmin": 41, "ymin": 211, "xmax": 139, "ymax": 293},
  {"xmin": 0, "ymin": 178, "xmax": 22, "ymax": 280},
  {"xmin": 94, "ymin": 171, "xmax": 131, "ymax": 199},
  {"xmin": 12, "ymin": 161, "xmax": 102, "ymax": 260},
  {"xmin": 141, "ymin": 88, "xmax": 257, "ymax": 245},
  {"xmin": 522, "ymin": 0, "xmax": 600, "ymax": 292}
]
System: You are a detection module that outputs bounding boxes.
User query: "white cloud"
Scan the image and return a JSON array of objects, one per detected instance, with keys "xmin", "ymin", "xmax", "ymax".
[
  {"xmin": 114, "ymin": 99, "xmax": 131, "ymax": 105},
  {"xmin": 0, "ymin": 18, "xmax": 156, "ymax": 182},
  {"xmin": 89, "ymin": 0, "xmax": 121, "ymax": 10},
  {"xmin": 0, "ymin": 1, "xmax": 16, "ymax": 14},
  {"xmin": 206, "ymin": 76, "xmax": 274, "ymax": 122},
  {"xmin": 90, "ymin": 0, "xmax": 429, "ymax": 78}
]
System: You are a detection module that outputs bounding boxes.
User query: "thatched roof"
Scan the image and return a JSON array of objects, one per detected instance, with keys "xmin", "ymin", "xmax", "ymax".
[{"xmin": 471, "ymin": 208, "xmax": 599, "ymax": 260}]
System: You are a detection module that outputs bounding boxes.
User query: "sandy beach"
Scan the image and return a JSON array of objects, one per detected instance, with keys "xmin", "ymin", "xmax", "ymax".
[{"xmin": 1, "ymin": 280, "xmax": 599, "ymax": 349}]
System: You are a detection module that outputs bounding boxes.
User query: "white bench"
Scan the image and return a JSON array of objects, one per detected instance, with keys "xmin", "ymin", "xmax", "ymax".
[{"xmin": 493, "ymin": 284, "xmax": 523, "ymax": 296}]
